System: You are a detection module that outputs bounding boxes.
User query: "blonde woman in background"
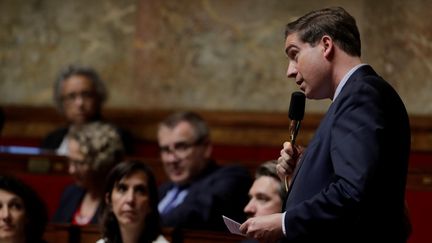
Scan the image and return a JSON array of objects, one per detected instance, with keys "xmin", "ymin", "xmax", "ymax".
[{"xmin": 52, "ymin": 122, "xmax": 124, "ymax": 225}]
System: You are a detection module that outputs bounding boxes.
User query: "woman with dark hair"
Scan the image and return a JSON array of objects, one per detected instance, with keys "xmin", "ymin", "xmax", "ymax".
[
  {"xmin": 0, "ymin": 174, "xmax": 48, "ymax": 243},
  {"xmin": 98, "ymin": 160, "xmax": 168, "ymax": 243}
]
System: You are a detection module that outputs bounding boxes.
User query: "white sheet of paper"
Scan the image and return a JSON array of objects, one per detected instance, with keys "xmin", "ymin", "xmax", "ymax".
[{"xmin": 222, "ymin": 215, "xmax": 246, "ymax": 236}]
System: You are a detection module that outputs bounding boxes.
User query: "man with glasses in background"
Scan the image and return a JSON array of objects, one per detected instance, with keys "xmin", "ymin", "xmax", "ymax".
[
  {"xmin": 41, "ymin": 65, "xmax": 133, "ymax": 155},
  {"xmin": 157, "ymin": 111, "xmax": 252, "ymax": 231}
]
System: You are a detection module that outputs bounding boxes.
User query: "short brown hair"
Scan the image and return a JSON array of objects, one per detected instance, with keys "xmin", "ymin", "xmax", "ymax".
[
  {"xmin": 285, "ymin": 7, "xmax": 361, "ymax": 57},
  {"xmin": 255, "ymin": 160, "xmax": 287, "ymax": 202},
  {"xmin": 159, "ymin": 111, "xmax": 210, "ymax": 144}
]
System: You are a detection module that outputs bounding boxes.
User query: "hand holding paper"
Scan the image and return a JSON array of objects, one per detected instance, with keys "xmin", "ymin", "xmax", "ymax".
[{"xmin": 222, "ymin": 215, "xmax": 246, "ymax": 236}]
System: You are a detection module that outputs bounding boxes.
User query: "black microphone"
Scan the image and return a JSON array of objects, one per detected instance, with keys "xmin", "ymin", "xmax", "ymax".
[
  {"xmin": 288, "ymin": 91, "xmax": 306, "ymax": 146},
  {"xmin": 284, "ymin": 91, "xmax": 305, "ymax": 191}
]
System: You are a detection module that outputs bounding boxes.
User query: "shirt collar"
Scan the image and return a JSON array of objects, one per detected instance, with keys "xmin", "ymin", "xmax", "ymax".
[{"xmin": 333, "ymin": 63, "xmax": 367, "ymax": 101}]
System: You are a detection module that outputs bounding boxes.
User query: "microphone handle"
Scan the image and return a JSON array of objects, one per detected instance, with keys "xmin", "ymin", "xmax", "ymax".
[
  {"xmin": 285, "ymin": 120, "xmax": 301, "ymax": 191},
  {"xmin": 290, "ymin": 120, "xmax": 301, "ymax": 145}
]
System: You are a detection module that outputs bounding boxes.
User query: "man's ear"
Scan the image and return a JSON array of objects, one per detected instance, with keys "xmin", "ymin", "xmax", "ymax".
[
  {"xmin": 204, "ymin": 142, "xmax": 213, "ymax": 159},
  {"xmin": 321, "ymin": 35, "xmax": 334, "ymax": 58}
]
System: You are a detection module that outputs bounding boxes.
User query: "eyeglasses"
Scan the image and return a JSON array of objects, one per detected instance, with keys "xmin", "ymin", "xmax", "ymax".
[
  {"xmin": 68, "ymin": 158, "xmax": 90, "ymax": 167},
  {"xmin": 61, "ymin": 91, "xmax": 96, "ymax": 104},
  {"xmin": 159, "ymin": 140, "xmax": 203, "ymax": 158}
]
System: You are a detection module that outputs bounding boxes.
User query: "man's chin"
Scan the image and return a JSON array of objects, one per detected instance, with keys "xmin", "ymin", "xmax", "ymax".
[{"xmin": 170, "ymin": 175, "xmax": 188, "ymax": 185}]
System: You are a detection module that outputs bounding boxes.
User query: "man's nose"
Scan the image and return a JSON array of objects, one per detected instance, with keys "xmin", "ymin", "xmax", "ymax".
[
  {"xmin": 163, "ymin": 151, "xmax": 181, "ymax": 163},
  {"xmin": 243, "ymin": 200, "xmax": 256, "ymax": 215},
  {"xmin": 286, "ymin": 62, "xmax": 297, "ymax": 78},
  {"xmin": 73, "ymin": 95, "xmax": 85, "ymax": 106}
]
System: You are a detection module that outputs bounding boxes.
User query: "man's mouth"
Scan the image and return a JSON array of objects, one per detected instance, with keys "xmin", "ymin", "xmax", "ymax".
[
  {"xmin": 170, "ymin": 169, "xmax": 183, "ymax": 176},
  {"xmin": 167, "ymin": 165, "xmax": 182, "ymax": 173}
]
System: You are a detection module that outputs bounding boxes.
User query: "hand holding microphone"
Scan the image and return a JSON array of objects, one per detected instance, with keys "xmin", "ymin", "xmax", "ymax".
[{"xmin": 277, "ymin": 91, "xmax": 305, "ymax": 191}]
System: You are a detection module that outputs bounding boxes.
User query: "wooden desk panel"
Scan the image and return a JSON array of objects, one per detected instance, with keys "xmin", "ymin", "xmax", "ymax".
[
  {"xmin": 178, "ymin": 229, "xmax": 244, "ymax": 243},
  {"xmin": 44, "ymin": 224, "xmax": 71, "ymax": 243},
  {"xmin": 44, "ymin": 224, "xmax": 243, "ymax": 243},
  {"xmin": 2, "ymin": 105, "xmax": 432, "ymax": 151}
]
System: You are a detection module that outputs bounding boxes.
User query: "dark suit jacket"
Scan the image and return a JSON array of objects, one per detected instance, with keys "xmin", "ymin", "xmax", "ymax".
[
  {"xmin": 158, "ymin": 161, "xmax": 252, "ymax": 231},
  {"xmin": 52, "ymin": 184, "xmax": 101, "ymax": 224},
  {"xmin": 282, "ymin": 65, "xmax": 410, "ymax": 243},
  {"xmin": 40, "ymin": 124, "xmax": 135, "ymax": 154},
  {"xmin": 40, "ymin": 126, "xmax": 69, "ymax": 150}
]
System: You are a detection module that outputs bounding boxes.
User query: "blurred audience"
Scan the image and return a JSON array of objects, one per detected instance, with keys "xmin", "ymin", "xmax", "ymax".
[
  {"xmin": 40, "ymin": 64, "xmax": 133, "ymax": 155},
  {"xmin": 98, "ymin": 160, "xmax": 168, "ymax": 243},
  {"xmin": 0, "ymin": 174, "xmax": 48, "ymax": 243},
  {"xmin": 157, "ymin": 111, "xmax": 251, "ymax": 231},
  {"xmin": 244, "ymin": 160, "xmax": 285, "ymax": 218},
  {"xmin": 242, "ymin": 160, "xmax": 285, "ymax": 243},
  {"xmin": 52, "ymin": 122, "xmax": 124, "ymax": 225}
]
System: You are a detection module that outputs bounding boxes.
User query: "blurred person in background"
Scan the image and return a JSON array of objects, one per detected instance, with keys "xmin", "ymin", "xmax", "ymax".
[
  {"xmin": 244, "ymin": 160, "xmax": 286, "ymax": 219},
  {"xmin": 98, "ymin": 160, "xmax": 168, "ymax": 243},
  {"xmin": 41, "ymin": 65, "xmax": 133, "ymax": 155},
  {"xmin": 157, "ymin": 111, "xmax": 251, "ymax": 231},
  {"xmin": 242, "ymin": 160, "xmax": 286, "ymax": 243},
  {"xmin": 52, "ymin": 122, "xmax": 124, "ymax": 225},
  {"xmin": 0, "ymin": 174, "xmax": 48, "ymax": 243}
]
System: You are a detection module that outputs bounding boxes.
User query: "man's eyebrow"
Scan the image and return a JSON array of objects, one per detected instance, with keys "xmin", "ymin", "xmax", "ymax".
[
  {"xmin": 285, "ymin": 44, "xmax": 296, "ymax": 56},
  {"xmin": 256, "ymin": 191, "xmax": 269, "ymax": 197}
]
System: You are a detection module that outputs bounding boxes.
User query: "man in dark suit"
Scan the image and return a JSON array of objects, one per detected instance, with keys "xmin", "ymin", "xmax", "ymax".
[
  {"xmin": 157, "ymin": 111, "xmax": 252, "ymax": 231},
  {"xmin": 240, "ymin": 7, "xmax": 411, "ymax": 243}
]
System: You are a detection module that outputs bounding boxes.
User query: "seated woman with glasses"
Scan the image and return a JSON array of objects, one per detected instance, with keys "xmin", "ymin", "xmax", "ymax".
[
  {"xmin": 0, "ymin": 174, "xmax": 48, "ymax": 243},
  {"xmin": 52, "ymin": 122, "xmax": 124, "ymax": 225},
  {"xmin": 98, "ymin": 160, "xmax": 168, "ymax": 243}
]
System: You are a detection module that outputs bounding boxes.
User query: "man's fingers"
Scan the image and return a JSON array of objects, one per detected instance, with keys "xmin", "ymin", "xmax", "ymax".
[
  {"xmin": 277, "ymin": 156, "xmax": 289, "ymax": 169},
  {"xmin": 276, "ymin": 162, "xmax": 289, "ymax": 180},
  {"xmin": 239, "ymin": 220, "xmax": 248, "ymax": 234}
]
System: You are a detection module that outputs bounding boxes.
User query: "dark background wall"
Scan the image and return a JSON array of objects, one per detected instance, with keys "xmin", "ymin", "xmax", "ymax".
[{"xmin": 1, "ymin": 0, "xmax": 431, "ymax": 114}]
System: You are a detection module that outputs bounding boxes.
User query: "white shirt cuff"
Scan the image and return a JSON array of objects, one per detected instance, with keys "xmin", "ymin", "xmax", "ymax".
[{"xmin": 281, "ymin": 211, "xmax": 287, "ymax": 236}]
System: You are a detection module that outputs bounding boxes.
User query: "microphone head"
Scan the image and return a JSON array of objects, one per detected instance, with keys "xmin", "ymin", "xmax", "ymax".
[{"xmin": 288, "ymin": 91, "xmax": 306, "ymax": 121}]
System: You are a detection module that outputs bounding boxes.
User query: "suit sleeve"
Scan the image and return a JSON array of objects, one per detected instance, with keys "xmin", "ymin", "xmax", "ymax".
[{"xmin": 40, "ymin": 127, "xmax": 68, "ymax": 150}]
